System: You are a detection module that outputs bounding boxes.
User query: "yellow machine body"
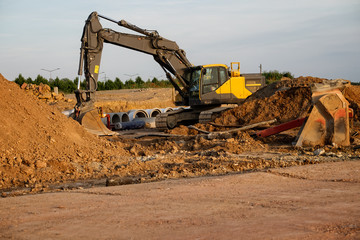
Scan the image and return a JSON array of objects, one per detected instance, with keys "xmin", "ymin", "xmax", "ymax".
[{"xmin": 193, "ymin": 62, "xmax": 264, "ymax": 105}]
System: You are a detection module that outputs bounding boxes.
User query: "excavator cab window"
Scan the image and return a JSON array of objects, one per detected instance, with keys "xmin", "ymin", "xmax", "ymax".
[
  {"xmin": 202, "ymin": 67, "xmax": 219, "ymax": 94},
  {"xmin": 189, "ymin": 69, "xmax": 201, "ymax": 98},
  {"xmin": 201, "ymin": 66, "xmax": 227, "ymax": 94},
  {"xmin": 219, "ymin": 67, "xmax": 227, "ymax": 86}
]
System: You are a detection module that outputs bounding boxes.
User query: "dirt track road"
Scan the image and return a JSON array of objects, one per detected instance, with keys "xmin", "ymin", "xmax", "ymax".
[{"xmin": 1, "ymin": 161, "xmax": 359, "ymax": 239}]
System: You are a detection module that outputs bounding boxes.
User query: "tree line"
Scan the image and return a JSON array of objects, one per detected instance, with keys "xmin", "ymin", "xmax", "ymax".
[
  {"xmin": 14, "ymin": 70, "xmax": 322, "ymax": 94},
  {"xmin": 13, "ymin": 74, "xmax": 173, "ymax": 93}
]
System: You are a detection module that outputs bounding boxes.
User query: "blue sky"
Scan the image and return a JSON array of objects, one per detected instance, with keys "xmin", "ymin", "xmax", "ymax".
[{"xmin": 1, "ymin": 0, "xmax": 359, "ymax": 82}]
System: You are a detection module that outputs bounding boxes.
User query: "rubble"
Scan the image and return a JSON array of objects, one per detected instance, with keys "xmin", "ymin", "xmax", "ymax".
[
  {"xmin": 0, "ymin": 73, "xmax": 359, "ymax": 193},
  {"xmin": 20, "ymin": 82, "xmax": 73, "ymax": 103}
]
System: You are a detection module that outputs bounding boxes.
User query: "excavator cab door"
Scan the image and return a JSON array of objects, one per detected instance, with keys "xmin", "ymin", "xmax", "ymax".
[
  {"xmin": 199, "ymin": 65, "xmax": 229, "ymax": 104},
  {"xmin": 188, "ymin": 68, "xmax": 202, "ymax": 105}
]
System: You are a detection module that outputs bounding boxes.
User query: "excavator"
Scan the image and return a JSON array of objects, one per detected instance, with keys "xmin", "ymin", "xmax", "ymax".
[{"xmin": 71, "ymin": 11, "xmax": 264, "ymax": 134}]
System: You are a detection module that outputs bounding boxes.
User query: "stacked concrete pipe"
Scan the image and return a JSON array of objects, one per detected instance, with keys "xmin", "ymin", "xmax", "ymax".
[
  {"xmin": 108, "ymin": 112, "xmax": 130, "ymax": 124},
  {"xmin": 145, "ymin": 108, "xmax": 162, "ymax": 118},
  {"xmin": 127, "ymin": 109, "xmax": 149, "ymax": 121},
  {"xmin": 101, "ymin": 112, "xmax": 130, "ymax": 126},
  {"xmin": 160, "ymin": 107, "xmax": 173, "ymax": 113},
  {"xmin": 102, "ymin": 107, "xmax": 179, "ymax": 130}
]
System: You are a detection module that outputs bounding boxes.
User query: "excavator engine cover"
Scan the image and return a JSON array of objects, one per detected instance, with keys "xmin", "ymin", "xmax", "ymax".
[{"xmin": 296, "ymin": 83, "xmax": 350, "ymax": 147}]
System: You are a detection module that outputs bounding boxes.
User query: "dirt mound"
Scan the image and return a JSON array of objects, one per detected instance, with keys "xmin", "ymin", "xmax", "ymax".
[
  {"xmin": 0, "ymin": 74, "xmax": 129, "ymax": 190},
  {"xmin": 215, "ymin": 77, "xmax": 360, "ymax": 126},
  {"xmin": 216, "ymin": 86, "xmax": 313, "ymax": 126},
  {"xmin": 167, "ymin": 125, "xmax": 199, "ymax": 135},
  {"xmin": 343, "ymin": 85, "xmax": 360, "ymax": 121},
  {"xmin": 247, "ymin": 76, "xmax": 326, "ymax": 101}
]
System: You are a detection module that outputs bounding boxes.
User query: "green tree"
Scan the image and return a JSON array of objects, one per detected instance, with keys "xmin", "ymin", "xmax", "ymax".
[
  {"xmin": 73, "ymin": 77, "xmax": 79, "ymax": 87},
  {"xmin": 104, "ymin": 80, "xmax": 115, "ymax": 90},
  {"xmin": 25, "ymin": 77, "xmax": 33, "ymax": 84},
  {"xmin": 80, "ymin": 80, "xmax": 86, "ymax": 89},
  {"xmin": 55, "ymin": 78, "xmax": 76, "ymax": 93},
  {"xmin": 124, "ymin": 79, "xmax": 135, "ymax": 89},
  {"xmin": 14, "ymin": 74, "xmax": 26, "ymax": 86},
  {"xmin": 135, "ymin": 76, "xmax": 144, "ymax": 88},
  {"xmin": 151, "ymin": 77, "xmax": 159, "ymax": 84},
  {"xmin": 34, "ymin": 75, "xmax": 49, "ymax": 85},
  {"xmin": 114, "ymin": 77, "xmax": 124, "ymax": 89},
  {"xmin": 97, "ymin": 81, "xmax": 105, "ymax": 91}
]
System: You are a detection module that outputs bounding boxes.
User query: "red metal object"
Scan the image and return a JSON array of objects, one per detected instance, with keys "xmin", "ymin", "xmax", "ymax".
[
  {"xmin": 106, "ymin": 114, "xmax": 111, "ymax": 129},
  {"xmin": 349, "ymin": 108, "xmax": 354, "ymax": 118},
  {"xmin": 256, "ymin": 118, "xmax": 306, "ymax": 138}
]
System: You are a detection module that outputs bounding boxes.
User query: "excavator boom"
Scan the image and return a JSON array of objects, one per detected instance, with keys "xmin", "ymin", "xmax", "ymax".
[{"xmin": 75, "ymin": 11, "xmax": 191, "ymax": 110}]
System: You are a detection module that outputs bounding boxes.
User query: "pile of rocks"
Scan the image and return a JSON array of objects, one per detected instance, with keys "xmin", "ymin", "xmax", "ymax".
[{"xmin": 20, "ymin": 83, "xmax": 72, "ymax": 103}]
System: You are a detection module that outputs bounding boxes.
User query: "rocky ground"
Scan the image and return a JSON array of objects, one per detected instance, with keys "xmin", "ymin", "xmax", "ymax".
[
  {"xmin": 0, "ymin": 73, "xmax": 359, "ymax": 238},
  {"xmin": 1, "ymin": 74, "xmax": 360, "ymax": 193}
]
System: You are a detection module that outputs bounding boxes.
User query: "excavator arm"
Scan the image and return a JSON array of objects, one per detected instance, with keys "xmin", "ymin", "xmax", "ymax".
[{"xmin": 76, "ymin": 11, "xmax": 192, "ymax": 111}]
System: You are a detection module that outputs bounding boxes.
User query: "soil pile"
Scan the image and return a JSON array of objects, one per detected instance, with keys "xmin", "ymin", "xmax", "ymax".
[
  {"xmin": 215, "ymin": 77, "xmax": 360, "ymax": 126},
  {"xmin": 343, "ymin": 85, "xmax": 360, "ymax": 121},
  {"xmin": 247, "ymin": 76, "xmax": 326, "ymax": 100},
  {"xmin": 215, "ymin": 85, "xmax": 313, "ymax": 126},
  {"xmin": 0, "ymin": 74, "xmax": 129, "ymax": 190}
]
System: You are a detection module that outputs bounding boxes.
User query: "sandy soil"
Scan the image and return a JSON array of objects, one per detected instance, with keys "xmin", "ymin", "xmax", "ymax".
[
  {"xmin": 0, "ymin": 161, "xmax": 359, "ymax": 239},
  {"xmin": 1, "ymin": 73, "xmax": 360, "ymax": 239},
  {"xmin": 62, "ymin": 88, "xmax": 176, "ymax": 113}
]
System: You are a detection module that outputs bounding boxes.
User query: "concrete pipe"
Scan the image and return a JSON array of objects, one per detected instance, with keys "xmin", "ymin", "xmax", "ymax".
[
  {"xmin": 114, "ymin": 121, "xmax": 145, "ymax": 130},
  {"xmin": 133, "ymin": 117, "xmax": 157, "ymax": 128},
  {"xmin": 116, "ymin": 112, "xmax": 130, "ymax": 122},
  {"xmin": 107, "ymin": 113, "xmax": 120, "ymax": 124},
  {"xmin": 107, "ymin": 112, "xmax": 130, "ymax": 124},
  {"xmin": 145, "ymin": 108, "xmax": 162, "ymax": 118},
  {"xmin": 107, "ymin": 113, "xmax": 121, "ymax": 124},
  {"xmin": 160, "ymin": 107, "xmax": 173, "ymax": 113},
  {"xmin": 172, "ymin": 107, "xmax": 184, "ymax": 111},
  {"xmin": 127, "ymin": 109, "xmax": 149, "ymax": 121}
]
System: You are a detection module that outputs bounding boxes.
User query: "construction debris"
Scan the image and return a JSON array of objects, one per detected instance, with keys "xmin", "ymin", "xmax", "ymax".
[
  {"xmin": 1, "ymin": 73, "xmax": 360, "ymax": 193},
  {"xmin": 20, "ymin": 82, "xmax": 73, "ymax": 103}
]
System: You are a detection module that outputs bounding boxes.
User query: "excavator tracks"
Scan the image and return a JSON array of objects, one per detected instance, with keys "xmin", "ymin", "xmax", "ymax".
[
  {"xmin": 155, "ymin": 113, "xmax": 172, "ymax": 130},
  {"xmin": 199, "ymin": 107, "xmax": 232, "ymax": 124},
  {"xmin": 155, "ymin": 106, "xmax": 232, "ymax": 130},
  {"xmin": 155, "ymin": 109, "xmax": 184, "ymax": 130}
]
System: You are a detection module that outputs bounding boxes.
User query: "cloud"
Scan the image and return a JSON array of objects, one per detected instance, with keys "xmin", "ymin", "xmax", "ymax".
[{"xmin": 0, "ymin": 0, "xmax": 359, "ymax": 82}]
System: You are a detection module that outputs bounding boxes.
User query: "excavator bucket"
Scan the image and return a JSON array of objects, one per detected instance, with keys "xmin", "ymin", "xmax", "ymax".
[
  {"xmin": 78, "ymin": 109, "xmax": 117, "ymax": 136},
  {"xmin": 295, "ymin": 80, "xmax": 350, "ymax": 147}
]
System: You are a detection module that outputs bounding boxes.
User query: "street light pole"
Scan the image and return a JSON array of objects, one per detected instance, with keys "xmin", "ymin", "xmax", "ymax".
[
  {"xmin": 99, "ymin": 72, "xmax": 107, "ymax": 81},
  {"xmin": 41, "ymin": 68, "xmax": 60, "ymax": 81},
  {"xmin": 124, "ymin": 73, "xmax": 139, "ymax": 78}
]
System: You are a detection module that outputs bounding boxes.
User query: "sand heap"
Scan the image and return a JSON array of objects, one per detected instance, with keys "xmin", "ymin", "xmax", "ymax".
[
  {"xmin": 0, "ymin": 74, "xmax": 128, "ymax": 190},
  {"xmin": 343, "ymin": 85, "xmax": 360, "ymax": 121},
  {"xmin": 215, "ymin": 76, "xmax": 360, "ymax": 126}
]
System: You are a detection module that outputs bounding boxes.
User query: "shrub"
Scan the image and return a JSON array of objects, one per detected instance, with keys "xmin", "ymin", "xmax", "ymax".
[{"xmin": 262, "ymin": 70, "xmax": 294, "ymax": 84}]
